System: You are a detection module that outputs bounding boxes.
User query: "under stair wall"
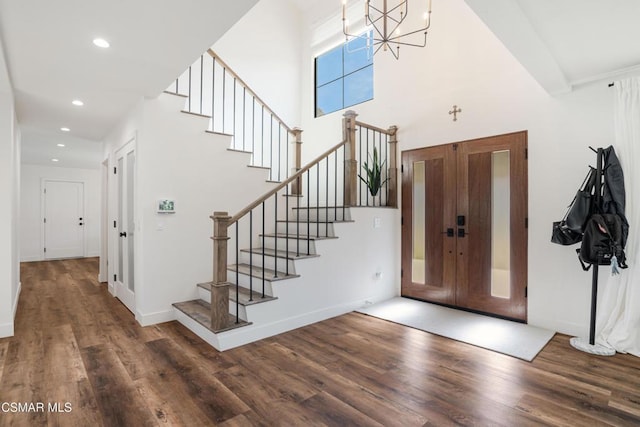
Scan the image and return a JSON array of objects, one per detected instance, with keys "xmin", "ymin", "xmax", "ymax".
[
  {"xmin": 176, "ymin": 206, "xmax": 399, "ymax": 350},
  {"xmin": 103, "ymin": 92, "xmax": 279, "ymax": 325}
]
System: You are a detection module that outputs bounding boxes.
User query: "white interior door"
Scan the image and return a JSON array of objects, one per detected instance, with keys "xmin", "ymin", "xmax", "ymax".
[
  {"xmin": 114, "ymin": 140, "xmax": 136, "ymax": 313},
  {"xmin": 44, "ymin": 180, "xmax": 84, "ymax": 259}
]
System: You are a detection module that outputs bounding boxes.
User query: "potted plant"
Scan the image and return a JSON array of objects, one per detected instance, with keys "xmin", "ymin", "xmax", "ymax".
[{"xmin": 358, "ymin": 146, "xmax": 389, "ymax": 197}]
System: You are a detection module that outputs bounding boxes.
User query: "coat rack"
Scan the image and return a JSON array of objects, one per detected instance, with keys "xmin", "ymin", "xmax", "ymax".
[{"xmin": 569, "ymin": 147, "xmax": 616, "ymax": 356}]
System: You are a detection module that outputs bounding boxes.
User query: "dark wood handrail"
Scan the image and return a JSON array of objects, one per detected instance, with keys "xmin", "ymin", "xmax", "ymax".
[
  {"xmin": 355, "ymin": 120, "xmax": 394, "ymax": 135},
  {"xmin": 207, "ymin": 49, "xmax": 294, "ymax": 134},
  {"xmin": 225, "ymin": 139, "xmax": 348, "ymax": 224}
]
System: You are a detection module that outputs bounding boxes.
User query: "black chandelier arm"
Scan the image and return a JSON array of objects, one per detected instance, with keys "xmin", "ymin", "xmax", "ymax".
[
  {"xmin": 388, "ymin": 26, "xmax": 430, "ymax": 40},
  {"xmin": 383, "ymin": 35, "xmax": 428, "ymax": 48},
  {"xmin": 368, "ymin": 1, "xmax": 406, "ymax": 17},
  {"xmin": 368, "ymin": 20, "xmax": 387, "ymax": 41}
]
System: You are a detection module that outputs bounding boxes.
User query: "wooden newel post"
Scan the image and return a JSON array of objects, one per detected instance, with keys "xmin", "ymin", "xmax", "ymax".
[
  {"xmin": 211, "ymin": 211, "xmax": 231, "ymax": 331},
  {"xmin": 343, "ymin": 110, "xmax": 358, "ymax": 207},
  {"xmin": 387, "ymin": 125, "xmax": 398, "ymax": 208},
  {"xmin": 291, "ymin": 128, "xmax": 303, "ymax": 195}
]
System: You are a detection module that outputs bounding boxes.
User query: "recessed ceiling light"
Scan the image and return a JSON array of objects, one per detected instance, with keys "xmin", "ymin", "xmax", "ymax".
[
  {"xmin": 60, "ymin": 127, "xmax": 70, "ymax": 132},
  {"xmin": 57, "ymin": 143, "xmax": 66, "ymax": 147},
  {"xmin": 72, "ymin": 100, "xmax": 84, "ymax": 106},
  {"xmin": 93, "ymin": 38, "xmax": 110, "ymax": 48},
  {"xmin": 51, "ymin": 158, "xmax": 59, "ymax": 162}
]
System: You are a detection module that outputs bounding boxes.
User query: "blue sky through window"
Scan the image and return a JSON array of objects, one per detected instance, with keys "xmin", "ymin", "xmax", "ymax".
[{"xmin": 315, "ymin": 31, "xmax": 373, "ymax": 117}]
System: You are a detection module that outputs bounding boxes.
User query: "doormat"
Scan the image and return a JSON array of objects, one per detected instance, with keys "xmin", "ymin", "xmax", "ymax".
[{"xmin": 356, "ymin": 297, "xmax": 555, "ymax": 361}]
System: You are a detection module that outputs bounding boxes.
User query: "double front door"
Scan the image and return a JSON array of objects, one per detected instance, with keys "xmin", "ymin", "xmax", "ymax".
[{"xmin": 401, "ymin": 132, "xmax": 528, "ymax": 321}]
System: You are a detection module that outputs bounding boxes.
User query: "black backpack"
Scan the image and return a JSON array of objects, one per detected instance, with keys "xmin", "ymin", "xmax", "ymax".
[{"xmin": 577, "ymin": 214, "xmax": 628, "ymax": 272}]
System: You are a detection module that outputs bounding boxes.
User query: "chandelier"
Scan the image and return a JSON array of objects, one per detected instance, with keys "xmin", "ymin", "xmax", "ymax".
[{"xmin": 342, "ymin": 0, "xmax": 432, "ymax": 59}]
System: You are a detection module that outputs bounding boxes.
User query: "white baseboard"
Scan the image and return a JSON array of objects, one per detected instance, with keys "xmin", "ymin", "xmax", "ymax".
[
  {"xmin": 135, "ymin": 309, "xmax": 176, "ymax": 327},
  {"xmin": 1, "ymin": 281, "xmax": 23, "ymax": 338},
  {"xmin": 0, "ymin": 322, "xmax": 13, "ymax": 338},
  {"xmin": 13, "ymin": 281, "xmax": 21, "ymax": 317},
  {"xmin": 87, "ymin": 251, "xmax": 101, "ymax": 258},
  {"xmin": 174, "ymin": 299, "xmax": 371, "ymax": 351},
  {"xmin": 20, "ymin": 256, "xmax": 41, "ymax": 262}
]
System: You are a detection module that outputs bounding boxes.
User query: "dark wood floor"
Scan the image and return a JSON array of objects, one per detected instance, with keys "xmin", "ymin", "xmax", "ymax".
[{"xmin": 1, "ymin": 259, "xmax": 640, "ymax": 426}]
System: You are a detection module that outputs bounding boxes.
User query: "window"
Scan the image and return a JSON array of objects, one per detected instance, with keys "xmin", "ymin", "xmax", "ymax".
[{"xmin": 315, "ymin": 32, "xmax": 373, "ymax": 117}]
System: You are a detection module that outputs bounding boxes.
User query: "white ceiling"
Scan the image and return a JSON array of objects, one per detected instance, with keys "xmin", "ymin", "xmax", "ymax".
[
  {"xmin": 464, "ymin": 0, "xmax": 640, "ymax": 93},
  {"xmin": 0, "ymin": 0, "xmax": 258, "ymax": 168},
  {"xmin": 3, "ymin": 0, "xmax": 640, "ymax": 168}
]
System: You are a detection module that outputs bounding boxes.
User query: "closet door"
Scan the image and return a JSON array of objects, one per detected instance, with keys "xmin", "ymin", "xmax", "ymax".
[
  {"xmin": 455, "ymin": 132, "xmax": 528, "ymax": 320},
  {"xmin": 401, "ymin": 144, "xmax": 457, "ymax": 305}
]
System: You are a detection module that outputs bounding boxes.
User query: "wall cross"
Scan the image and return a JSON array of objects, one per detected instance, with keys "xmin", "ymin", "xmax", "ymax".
[{"xmin": 449, "ymin": 105, "xmax": 462, "ymax": 121}]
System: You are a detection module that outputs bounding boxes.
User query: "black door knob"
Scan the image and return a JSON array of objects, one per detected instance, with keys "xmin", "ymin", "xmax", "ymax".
[{"xmin": 120, "ymin": 232, "xmax": 127, "ymax": 237}]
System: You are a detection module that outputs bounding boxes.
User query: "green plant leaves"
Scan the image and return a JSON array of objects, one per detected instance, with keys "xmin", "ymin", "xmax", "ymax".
[{"xmin": 358, "ymin": 146, "xmax": 389, "ymax": 197}]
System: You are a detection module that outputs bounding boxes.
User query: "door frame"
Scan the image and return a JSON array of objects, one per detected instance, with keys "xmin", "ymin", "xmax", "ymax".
[
  {"xmin": 99, "ymin": 158, "xmax": 109, "ymax": 283},
  {"xmin": 40, "ymin": 178, "xmax": 86, "ymax": 260},
  {"xmin": 110, "ymin": 134, "xmax": 137, "ymax": 313}
]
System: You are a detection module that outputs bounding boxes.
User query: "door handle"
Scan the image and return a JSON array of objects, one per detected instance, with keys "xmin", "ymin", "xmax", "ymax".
[
  {"xmin": 120, "ymin": 232, "xmax": 127, "ymax": 238},
  {"xmin": 458, "ymin": 228, "xmax": 467, "ymax": 238},
  {"xmin": 79, "ymin": 223, "xmax": 84, "ymax": 226},
  {"xmin": 442, "ymin": 228, "xmax": 454, "ymax": 237}
]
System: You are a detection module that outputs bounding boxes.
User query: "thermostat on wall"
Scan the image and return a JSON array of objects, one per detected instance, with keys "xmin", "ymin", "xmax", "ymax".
[{"xmin": 157, "ymin": 199, "xmax": 175, "ymax": 213}]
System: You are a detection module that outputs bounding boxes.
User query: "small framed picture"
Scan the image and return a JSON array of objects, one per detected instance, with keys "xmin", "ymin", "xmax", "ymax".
[{"xmin": 157, "ymin": 199, "xmax": 175, "ymax": 213}]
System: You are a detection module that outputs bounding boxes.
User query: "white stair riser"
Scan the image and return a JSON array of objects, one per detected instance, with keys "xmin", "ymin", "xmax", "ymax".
[
  {"xmin": 239, "ymin": 251, "xmax": 296, "ymax": 273},
  {"xmin": 226, "ymin": 272, "xmax": 275, "ymax": 295},
  {"xmin": 290, "ymin": 208, "xmax": 351, "ymax": 222},
  {"xmin": 263, "ymin": 236, "xmax": 316, "ymax": 254},
  {"xmin": 276, "ymin": 221, "xmax": 335, "ymax": 237}
]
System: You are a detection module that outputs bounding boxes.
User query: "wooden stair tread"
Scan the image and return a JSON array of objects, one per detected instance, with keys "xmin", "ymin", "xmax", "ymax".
[
  {"xmin": 181, "ymin": 110, "xmax": 212, "ymax": 119},
  {"xmin": 292, "ymin": 206, "xmax": 349, "ymax": 210},
  {"xmin": 227, "ymin": 148, "xmax": 253, "ymax": 154},
  {"xmin": 276, "ymin": 219, "xmax": 355, "ymax": 224},
  {"xmin": 173, "ymin": 299, "xmax": 251, "ymax": 333},
  {"xmin": 239, "ymin": 247, "xmax": 320, "ymax": 260},
  {"xmin": 228, "ymin": 263, "xmax": 299, "ymax": 281},
  {"xmin": 205, "ymin": 129, "xmax": 234, "ymax": 137},
  {"xmin": 163, "ymin": 90, "xmax": 188, "ymax": 98},
  {"xmin": 197, "ymin": 282, "xmax": 277, "ymax": 306},
  {"xmin": 261, "ymin": 233, "xmax": 339, "ymax": 241}
]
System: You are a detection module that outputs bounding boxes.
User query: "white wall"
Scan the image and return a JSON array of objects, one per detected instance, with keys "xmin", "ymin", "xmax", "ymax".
[
  {"xmin": 212, "ymin": 0, "xmax": 304, "ymax": 128},
  {"xmin": 103, "ymin": 93, "xmax": 280, "ymax": 325},
  {"xmin": 0, "ymin": 40, "xmax": 20, "ymax": 338},
  {"xmin": 20, "ymin": 164, "xmax": 101, "ymax": 261},
  {"xmin": 298, "ymin": 0, "xmax": 616, "ymax": 337}
]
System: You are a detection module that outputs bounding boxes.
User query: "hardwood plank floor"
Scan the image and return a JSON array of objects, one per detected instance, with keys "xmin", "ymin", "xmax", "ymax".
[{"xmin": 1, "ymin": 259, "xmax": 640, "ymax": 426}]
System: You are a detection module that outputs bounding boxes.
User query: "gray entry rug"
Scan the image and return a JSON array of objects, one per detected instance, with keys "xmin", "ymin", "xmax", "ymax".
[{"xmin": 357, "ymin": 297, "xmax": 555, "ymax": 361}]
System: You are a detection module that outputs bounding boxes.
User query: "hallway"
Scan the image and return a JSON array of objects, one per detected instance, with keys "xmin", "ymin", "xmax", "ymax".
[{"xmin": 1, "ymin": 259, "xmax": 640, "ymax": 426}]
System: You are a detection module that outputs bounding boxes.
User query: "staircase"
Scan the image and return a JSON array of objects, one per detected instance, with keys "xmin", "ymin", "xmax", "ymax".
[
  {"xmin": 173, "ymin": 206, "xmax": 353, "ymax": 334},
  {"xmin": 166, "ymin": 50, "xmax": 398, "ymax": 351}
]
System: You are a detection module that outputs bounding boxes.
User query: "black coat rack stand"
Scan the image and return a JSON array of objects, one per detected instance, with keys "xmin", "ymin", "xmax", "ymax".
[{"xmin": 569, "ymin": 147, "xmax": 615, "ymax": 356}]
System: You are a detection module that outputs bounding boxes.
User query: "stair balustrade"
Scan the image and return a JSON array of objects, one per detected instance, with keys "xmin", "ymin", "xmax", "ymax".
[
  {"xmin": 209, "ymin": 110, "xmax": 399, "ymax": 331},
  {"xmin": 168, "ymin": 50, "xmax": 301, "ymax": 184}
]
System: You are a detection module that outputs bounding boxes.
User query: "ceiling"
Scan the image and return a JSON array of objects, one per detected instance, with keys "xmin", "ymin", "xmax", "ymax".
[
  {"xmin": 2, "ymin": 0, "xmax": 640, "ymax": 168},
  {"xmin": 464, "ymin": 0, "xmax": 640, "ymax": 94},
  {"xmin": 0, "ymin": 0, "xmax": 258, "ymax": 168}
]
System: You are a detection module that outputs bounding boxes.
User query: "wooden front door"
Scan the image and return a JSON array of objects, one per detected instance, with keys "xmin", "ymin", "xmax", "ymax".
[{"xmin": 401, "ymin": 131, "xmax": 528, "ymax": 321}]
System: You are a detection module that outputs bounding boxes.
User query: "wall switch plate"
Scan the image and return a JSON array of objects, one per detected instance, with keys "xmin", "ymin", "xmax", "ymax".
[{"xmin": 374, "ymin": 217, "xmax": 381, "ymax": 228}]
